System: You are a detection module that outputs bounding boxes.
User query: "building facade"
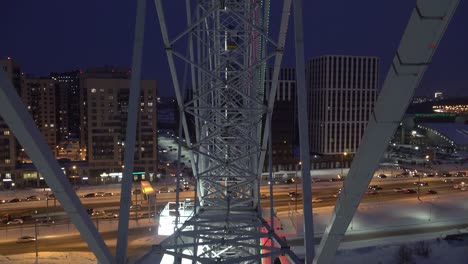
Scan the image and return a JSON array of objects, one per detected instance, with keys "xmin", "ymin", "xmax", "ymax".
[
  {"xmin": 81, "ymin": 72, "xmax": 158, "ymax": 182},
  {"xmin": 50, "ymin": 71, "xmax": 81, "ymax": 143},
  {"xmin": 21, "ymin": 77, "xmax": 59, "ymax": 157},
  {"xmin": 308, "ymin": 55, "xmax": 379, "ymax": 168},
  {"xmin": 0, "ymin": 58, "xmax": 21, "ymax": 188},
  {"xmin": 267, "ymin": 67, "xmax": 298, "ymax": 171}
]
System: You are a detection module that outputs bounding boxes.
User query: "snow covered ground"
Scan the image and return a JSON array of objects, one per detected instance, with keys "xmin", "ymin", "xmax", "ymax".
[
  {"xmin": 277, "ymin": 191, "xmax": 468, "ymax": 263},
  {"xmin": 0, "ymin": 252, "xmax": 96, "ymax": 264}
]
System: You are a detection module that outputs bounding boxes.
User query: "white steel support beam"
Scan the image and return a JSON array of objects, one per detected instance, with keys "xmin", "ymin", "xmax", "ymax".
[
  {"xmin": 0, "ymin": 72, "xmax": 113, "ymax": 263},
  {"xmin": 154, "ymin": 0, "xmax": 200, "ymax": 191},
  {"xmin": 256, "ymin": 0, "xmax": 291, "ymax": 179},
  {"xmin": 314, "ymin": 1, "xmax": 460, "ymax": 263},
  {"xmin": 116, "ymin": 0, "xmax": 146, "ymax": 262},
  {"xmin": 293, "ymin": 0, "xmax": 315, "ymax": 262},
  {"xmin": 149, "ymin": 1, "xmax": 302, "ymax": 262}
]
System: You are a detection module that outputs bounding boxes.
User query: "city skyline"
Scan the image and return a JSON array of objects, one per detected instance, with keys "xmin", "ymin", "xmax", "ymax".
[{"xmin": 2, "ymin": 1, "xmax": 468, "ymax": 98}]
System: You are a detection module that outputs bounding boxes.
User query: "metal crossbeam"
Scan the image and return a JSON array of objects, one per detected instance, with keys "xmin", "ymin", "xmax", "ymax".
[
  {"xmin": 314, "ymin": 1, "xmax": 460, "ymax": 263},
  {"xmin": 116, "ymin": 0, "xmax": 147, "ymax": 262},
  {"xmin": 151, "ymin": 0, "xmax": 300, "ymax": 262}
]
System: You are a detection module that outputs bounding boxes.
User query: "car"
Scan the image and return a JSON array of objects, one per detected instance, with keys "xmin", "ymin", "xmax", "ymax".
[
  {"xmin": 426, "ymin": 173, "xmax": 435, "ymax": 177},
  {"xmin": 368, "ymin": 185, "xmax": 382, "ymax": 190},
  {"xmin": 158, "ymin": 188, "xmax": 168, "ymax": 193},
  {"xmin": 284, "ymin": 178, "xmax": 295, "ymax": 184},
  {"xmin": 0, "ymin": 199, "xmax": 6, "ymax": 204},
  {"xmin": 260, "ymin": 193, "xmax": 269, "ymax": 199},
  {"xmin": 91, "ymin": 210, "xmax": 106, "ymax": 217},
  {"xmin": 8, "ymin": 198, "xmax": 21, "ymax": 203},
  {"xmin": 46, "ymin": 194, "xmax": 56, "ymax": 200},
  {"xmin": 426, "ymin": 190, "xmax": 438, "ymax": 195},
  {"xmin": 35, "ymin": 218, "xmax": 54, "ymax": 225},
  {"xmin": 393, "ymin": 188, "xmax": 403, "ymax": 192},
  {"xmin": 377, "ymin": 174, "xmax": 387, "ymax": 179},
  {"xmin": 130, "ymin": 205, "xmax": 141, "ymax": 210},
  {"xmin": 105, "ymin": 213, "xmax": 119, "ymax": 219},
  {"xmin": 403, "ymin": 189, "xmax": 417, "ymax": 194},
  {"xmin": 96, "ymin": 192, "xmax": 114, "ymax": 197},
  {"xmin": 438, "ymin": 171, "xmax": 452, "ymax": 177},
  {"xmin": 288, "ymin": 192, "xmax": 300, "ymax": 197},
  {"xmin": 16, "ymin": 236, "xmax": 36, "ymax": 243},
  {"xmin": 413, "ymin": 181, "xmax": 428, "ymax": 186},
  {"xmin": 366, "ymin": 190, "xmax": 378, "ymax": 195},
  {"xmin": 312, "ymin": 198, "xmax": 323, "ymax": 203},
  {"xmin": 7, "ymin": 219, "xmax": 24, "ymax": 225},
  {"xmin": 86, "ymin": 208, "xmax": 95, "ymax": 215},
  {"xmin": 333, "ymin": 188, "xmax": 343, "ymax": 197},
  {"xmin": 132, "ymin": 189, "xmax": 142, "ymax": 195},
  {"xmin": 83, "ymin": 193, "xmax": 97, "ymax": 198},
  {"xmin": 26, "ymin": 196, "xmax": 41, "ymax": 201},
  {"xmin": 443, "ymin": 179, "xmax": 454, "ymax": 183},
  {"xmin": 455, "ymin": 172, "xmax": 467, "ymax": 177}
]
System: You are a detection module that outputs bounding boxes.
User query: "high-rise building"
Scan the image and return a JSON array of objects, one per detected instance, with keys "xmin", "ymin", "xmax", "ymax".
[
  {"xmin": 267, "ymin": 67, "xmax": 298, "ymax": 171},
  {"xmin": 0, "ymin": 57, "xmax": 21, "ymax": 188},
  {"xmin": 21, "ymin": 77, "xmax": 59, "ymax": 156},
  {"xmin": 50, "ymin": 71, "xmax": 80, "ymax": 143},
  {"xmin": 80, "ymin": 67, "xmax": 157, "ymax": 182},
  {"xmin": 308, "ymin": 55, "xmax": 379, "ymax": 165}
]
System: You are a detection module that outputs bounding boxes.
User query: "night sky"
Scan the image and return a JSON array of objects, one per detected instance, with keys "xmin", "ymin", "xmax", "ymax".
[{"xmin": 1, "ymin": 1, "xmax": 467, "ymax": 97}]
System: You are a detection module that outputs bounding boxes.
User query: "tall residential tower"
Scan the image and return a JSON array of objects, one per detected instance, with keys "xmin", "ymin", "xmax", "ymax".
[{"xmin": 308, "ymin": 55, "xmax": 379, "ymax": 167}]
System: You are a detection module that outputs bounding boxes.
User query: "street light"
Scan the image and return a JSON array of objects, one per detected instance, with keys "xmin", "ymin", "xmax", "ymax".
[
  {"xmin": 295, "ymin": 161, "xmax": 302, "ymax": 212},
  {"xmin": 341, "ymin": 152, "xmax": 348, "ymax": 178},
  {"xmin": 72, "ymin": 165, "xmax": 77, "ymax": 185}
]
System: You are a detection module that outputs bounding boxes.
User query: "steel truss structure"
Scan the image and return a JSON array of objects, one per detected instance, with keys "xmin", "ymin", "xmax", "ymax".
[{"xmin": 147, "ymin": 0, "xmax": 303, "ymax": 262}]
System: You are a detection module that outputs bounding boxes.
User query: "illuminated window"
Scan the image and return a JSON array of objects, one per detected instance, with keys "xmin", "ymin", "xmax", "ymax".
[
  {"xmin": 91, "ymin": 88, "xmax": 97, "ymax": 93},
  {"xmin": 4, "ymin": 130, "xmax": 10, "ymax": 136},
  {"xmin": 5, "ymin": 159, "xmax": 11, "ymax": 164}
]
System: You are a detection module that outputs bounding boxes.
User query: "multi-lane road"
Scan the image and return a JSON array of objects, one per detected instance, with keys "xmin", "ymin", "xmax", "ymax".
[
  {"xmin": 1, "ymin": 175, "xmax": 467, "ymax": 257},
  {"xmin": 1, "ymin": 176, "xmax": 466, "ymax": 224}
]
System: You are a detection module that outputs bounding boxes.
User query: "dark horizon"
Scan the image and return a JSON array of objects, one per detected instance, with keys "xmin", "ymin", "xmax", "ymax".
[{"xmin": 1, "ymin": 1, "xmax": 468, "ymax": 98}]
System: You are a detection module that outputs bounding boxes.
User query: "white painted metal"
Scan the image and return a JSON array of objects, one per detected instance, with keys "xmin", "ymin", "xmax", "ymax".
[
  {"xmin": 0, "ymin": 72, "xmax": 113, "ymax": 264},
  {"xmin": 116, "ymin": 0, "xmax": 147, "ymax": 262},
  {"xmin": 150, "ymin": 0, "xmax": 301, "ymax": 262},
  {"xmin": 292, "ymin": 0, "xmax": 315, "ymax": 262},
  {"xmin": 314, "ymin": 1, "xmax": 460, "ymax": 263}
]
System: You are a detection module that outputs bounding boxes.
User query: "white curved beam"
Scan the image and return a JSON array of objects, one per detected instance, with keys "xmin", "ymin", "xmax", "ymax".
[{"xmin": 314, "ymin": 1, "xmax": 460, "ymax": 263}]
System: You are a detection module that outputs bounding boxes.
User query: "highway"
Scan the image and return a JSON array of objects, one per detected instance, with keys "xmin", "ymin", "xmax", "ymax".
[
  {"xmin": 1, "ymin": 176, "xmax": 466, "ymax": 225},
  {"xmin": 0, "ymin": 226, "xmax": 155, "ymax": 257},
  {"xmin": 1, "ymin": 175, "xmax": 467, "ymax": 258}
]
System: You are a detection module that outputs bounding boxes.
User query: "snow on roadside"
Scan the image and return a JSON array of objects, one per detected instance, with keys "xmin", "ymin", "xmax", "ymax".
[
  {"xmin": 0, "ymin": 252, "xmax": 96, "ymax": 264},
  {"xmin": 334, "ymin": 238, "xmax": 468, "ymax": 264}
]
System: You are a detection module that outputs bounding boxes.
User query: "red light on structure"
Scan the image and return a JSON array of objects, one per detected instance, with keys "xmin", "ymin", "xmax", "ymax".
[
  {"xmin": 7, "ymin": 56, "xmax": 11, "ymax": 60},
  {"xmin": 79, "ymin": 69, "xmax": 83, "ymax": 74},
  {"xmin": 429, "ymin": 45, "xmax": 437, "ymax": 49}
]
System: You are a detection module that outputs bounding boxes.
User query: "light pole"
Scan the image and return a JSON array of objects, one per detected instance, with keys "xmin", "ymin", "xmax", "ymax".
[
  {"xmin": 72, "ymin": 165, "xmax": 77, "ymax": 186},
  {"xmin": 295, "ymin": 161, "xmax": 301, "ymax": 212},
  {"xmin": 341, "ymin": 152, "xmax": 348, "ymax": 178}
]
